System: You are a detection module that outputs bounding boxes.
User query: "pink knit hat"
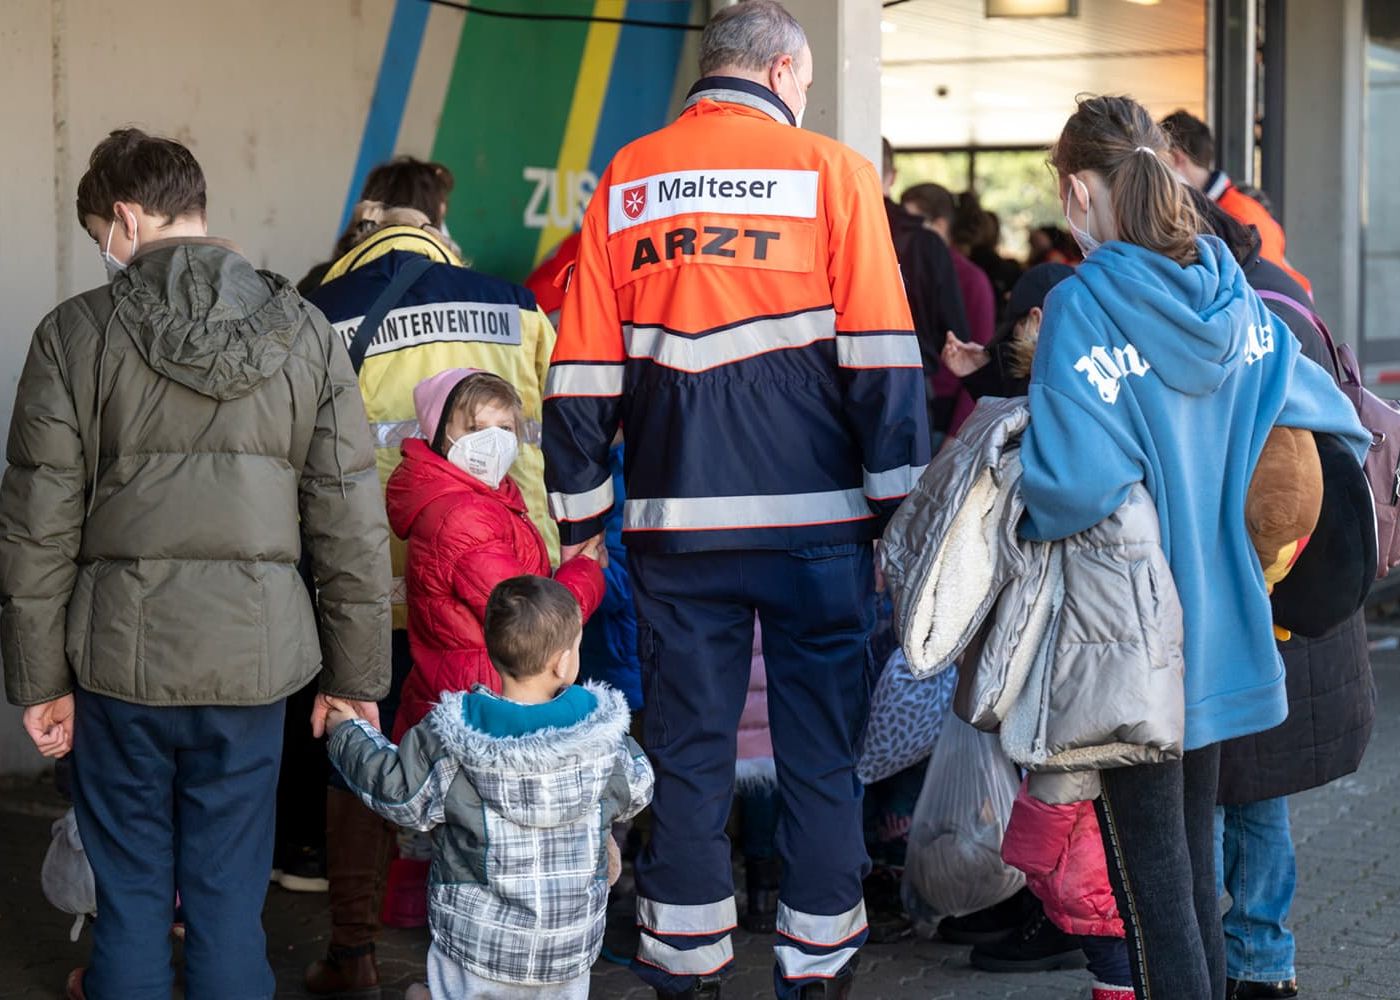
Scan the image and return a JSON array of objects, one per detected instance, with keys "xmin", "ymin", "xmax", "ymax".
[{"xmin": 413, "ymin": 368, "xmax": 481, "ymax": 444}]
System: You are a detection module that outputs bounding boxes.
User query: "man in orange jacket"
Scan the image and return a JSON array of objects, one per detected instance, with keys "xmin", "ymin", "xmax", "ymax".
[
  {"xmin": 1160, "ymin": 110, "xmax": 1312, "ymax": 295},
  {"xmin": 542, "ymin": 3, "xmax": 929, "ymax": 998}
]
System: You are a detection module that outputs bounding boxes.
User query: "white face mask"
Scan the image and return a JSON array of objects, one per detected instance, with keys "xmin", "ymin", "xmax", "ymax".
[
  {"xmin": 101, "ymin": 217, "xmax": 137, "ymax": 281},
  {"xmin": 446, "ymin": 426, "xmax": 519, "ymax": 489},
  {"xmin": 775, "ymin": 58, "xmax": 807, "ymax": 128},
  {"xmin": 1064, "ymin": 175, "xmax": 1101, "ymax": 258}
]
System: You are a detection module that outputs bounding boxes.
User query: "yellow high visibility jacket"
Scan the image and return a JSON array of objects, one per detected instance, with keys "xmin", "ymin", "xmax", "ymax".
[{"xmin": 309, "ymin": 226, "xmax": 559, "ymax": 627}]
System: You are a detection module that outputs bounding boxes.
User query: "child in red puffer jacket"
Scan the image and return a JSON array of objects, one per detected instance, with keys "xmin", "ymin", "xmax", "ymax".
[
  {"xmin": 1002, "ymin": 780, "xmax": 1135, "ymax": 1000},
  {"xmin": 386, "ymin": 368, "xmax": 605, "ymax": 742}
]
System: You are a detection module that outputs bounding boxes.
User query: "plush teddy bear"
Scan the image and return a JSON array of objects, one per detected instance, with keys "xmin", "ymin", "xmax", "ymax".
[{"xmin": 1246, "ymin": 426, "xmax": 1323, "ymax": 639}]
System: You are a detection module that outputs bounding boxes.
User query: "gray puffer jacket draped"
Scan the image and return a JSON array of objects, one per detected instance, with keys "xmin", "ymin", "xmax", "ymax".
[{"xmin": 881, "ymin": 398, "xmax": 1185, "ymax": 783}]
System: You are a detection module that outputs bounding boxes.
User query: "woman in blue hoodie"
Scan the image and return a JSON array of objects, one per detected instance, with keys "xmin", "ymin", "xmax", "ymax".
[{"xmin": 1019, "ymin": 95, "xmax": 1368, "ymax": 999}]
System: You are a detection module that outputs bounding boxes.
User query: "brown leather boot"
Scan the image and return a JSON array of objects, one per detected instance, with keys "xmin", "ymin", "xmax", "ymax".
[
  {"xmin": 304, "ymin": 788, "xmax": 395, "ymax": 998},
  {"xmin": 303, "ymin": 945, "xmax": 381, "ymax": 999}
]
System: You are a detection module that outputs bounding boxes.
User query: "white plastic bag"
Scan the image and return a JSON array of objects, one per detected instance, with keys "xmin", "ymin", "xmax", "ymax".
[
  {"xmin": 902, "ymin": 717, "xmax": 1024, "ymax": 920},
  {"xmin": 42, "ymin": 808, "xmax": 95, "ymax": 941}
]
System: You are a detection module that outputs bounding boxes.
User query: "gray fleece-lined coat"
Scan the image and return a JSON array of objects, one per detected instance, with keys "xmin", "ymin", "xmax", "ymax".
[
  {"xmin": 328, "ymin": 681, "xmax": 653, "ymax": 985},
  {"xmin": 880, "ymin": 397, "xmax": 1186, "ymax": 794}
]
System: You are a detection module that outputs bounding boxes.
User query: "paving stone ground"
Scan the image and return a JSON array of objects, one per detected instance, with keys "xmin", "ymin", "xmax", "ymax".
[{"xmin": 4, "ymin": 648, "xmax": 1399, "ymax": 999}]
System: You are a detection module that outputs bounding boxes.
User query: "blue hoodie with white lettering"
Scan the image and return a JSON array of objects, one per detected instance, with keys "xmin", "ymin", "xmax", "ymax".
[{"xmin": 1020, "ymin": 236, "xmax": 1368, "ymax": 750}]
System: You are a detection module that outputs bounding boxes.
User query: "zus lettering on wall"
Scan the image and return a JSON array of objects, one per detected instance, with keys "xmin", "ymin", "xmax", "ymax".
[
  {"xmin": 1075, "ymin": 344, "xmax": 1152, "ymax": 405},
  {"xmin": 334, "ymin": 301, "xmax": 523, "ymax": 362},
  {"xmin": 523, "ymin": 167, "xmax": 597, "ymax": 231}
]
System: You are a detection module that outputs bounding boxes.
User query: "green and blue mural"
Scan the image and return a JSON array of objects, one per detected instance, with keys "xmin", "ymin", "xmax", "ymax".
[{"xmin": 345, "ymin": 0, "xmax": 700, "ymax": 281}]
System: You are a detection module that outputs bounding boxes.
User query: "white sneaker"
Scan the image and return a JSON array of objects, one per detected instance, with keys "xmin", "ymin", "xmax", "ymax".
[{"xmin": 405, "ymin": 984, "xmax": 431, "ymax": 1000}]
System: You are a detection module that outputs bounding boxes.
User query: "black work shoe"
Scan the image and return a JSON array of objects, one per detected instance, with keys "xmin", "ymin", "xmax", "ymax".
[
  {"xmin": 968, "ymin": 905, "xmax": 1086, "ymax": 973},
  {"xmin": 274, "ymin": 844, "xmax": 329, "ymax": 893},
  {"xmin": 938, "ymin": 887, "xmax": 1035, "ymax": 945},
  {"xmin": 654, "ymin": 976, "xmax": 723, "ymax": 999},
  {"xmin": 798, "ymin": 956, "xmax": 859, "ymax": 998},
  {"xmin": 1227, "ymin": 979, "xmax": 1298, "ymax": 999},
  {"xmin": 740, "ymin": 856, "xmax": 781, "ymax": 934}
]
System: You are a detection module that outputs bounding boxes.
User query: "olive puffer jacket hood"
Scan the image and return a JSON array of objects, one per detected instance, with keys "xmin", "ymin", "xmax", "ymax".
[{"xmin": 1, "ymin": 239, "xmax": 392, "ymax": 707}]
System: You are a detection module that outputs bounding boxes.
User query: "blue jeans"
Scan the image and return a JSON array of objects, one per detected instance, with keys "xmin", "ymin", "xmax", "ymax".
[
  {"xmin": 1082, "ymin": 935, "xmax": 1133, "ymax": 989},
  {"xmin": 73, "ymin": 689, "xmax": 285, "ymax": 1000},
  {"xmin": 1215, "ymin": 798, "xmax": 1297, "ymax": 982}
]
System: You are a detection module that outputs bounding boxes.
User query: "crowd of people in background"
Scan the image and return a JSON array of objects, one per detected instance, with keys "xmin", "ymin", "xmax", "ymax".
[{"xmin": 0, "ymin": 2, "xmax": 1378, "ymax": 1000}]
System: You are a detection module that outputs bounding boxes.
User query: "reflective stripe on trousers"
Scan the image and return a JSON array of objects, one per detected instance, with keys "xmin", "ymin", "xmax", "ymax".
[
  {"xmin": 634, "ymin": 896, "xmax": 738, "ymax": 978},
  {"xmin": 774, "ymin": 900, "xmax": 868, "ymax": 981},
  {"xmin": 636, "ymin": 896, "xmax": 738, "ymax": 937},
  {"xmin": 635, "ymin": 934, "xmax": 735, "ymax": 977}
]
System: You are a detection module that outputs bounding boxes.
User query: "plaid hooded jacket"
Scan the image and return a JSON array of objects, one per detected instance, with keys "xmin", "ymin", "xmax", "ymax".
[{"xmin": 329, "ymin": 681, "xmax": 652, "ymax": 985}]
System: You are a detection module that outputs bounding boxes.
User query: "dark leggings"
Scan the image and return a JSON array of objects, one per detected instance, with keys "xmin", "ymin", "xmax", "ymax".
[
  {"xmin": 1082, "ymin": 935, "xmax": 1133, "ymax": 989},
  {"xmin": 1096, "ymin": 744, "xmax": 1225, "ymax": 1000}
]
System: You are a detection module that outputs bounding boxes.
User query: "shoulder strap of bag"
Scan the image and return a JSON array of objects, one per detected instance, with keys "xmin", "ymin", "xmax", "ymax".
[
  {"xmin": 1255, "ymin": 288, "xmax": 1346, "ymax": 384},
  {"xmin": 346, "ymin": 255, "xmax": 436, "ymax": 374}
]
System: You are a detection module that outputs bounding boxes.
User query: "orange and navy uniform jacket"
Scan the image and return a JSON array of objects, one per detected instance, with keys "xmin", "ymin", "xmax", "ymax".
[
  {"xmin": 543, "ymin": 77, "xmax": 931, "ymax": 553},
  {"xmin": 1206, "ymin": 170, "xmax": 1312, "ymax": 296}
]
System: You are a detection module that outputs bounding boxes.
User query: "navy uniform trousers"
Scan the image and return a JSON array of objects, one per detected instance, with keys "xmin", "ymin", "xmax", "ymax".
[{"xmin": 629, "ymin": 544, "xmax": 874, "ymax": 998}]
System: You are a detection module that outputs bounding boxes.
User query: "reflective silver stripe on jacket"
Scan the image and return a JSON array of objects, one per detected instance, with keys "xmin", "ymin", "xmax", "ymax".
[
  {"xmin": 776, "ymin": 900, "xmax": 868, "ymax": 946},
  {"xmin": 625, "ymin": 309, "xmax": 836, "ymax": 373},
  {"xmin": 636, "ymin": 896, "xmax": 738, "ymax": 936},
  {"xmin": 836, "ymin": 333, "xmax": 922, "ymax": 369},
  {"xmin": 371, "ymin": 419, "xmax": 421, "ymax": 450},
  {"xmin": 774, "ymin": 944, "xmax": 860, "ymax": 980},
  {"xmin": 637, "ymin": 935, "xmax": 735, "ymax": 976},
  {"xmin": 548, "ymin": 478, "xmax": 616, "ymax": 523},
  {"xmin": 371, "ymin": 418, "xmax": 542, "ymax": 448},
  {"xmin": 863, "ymin": 464, "xmax": 927, "ymax": 500},
  {"xmin": 624, "ymin": 489, "xmax": 871, "ymax": 532},
  {"xmin": 544, "ymin": 362, "xmax": 625, "ymax": 399}
]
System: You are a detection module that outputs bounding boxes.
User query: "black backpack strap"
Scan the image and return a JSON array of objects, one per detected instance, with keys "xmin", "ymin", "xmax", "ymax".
[{"xmin": 347, "ymin": 255, "xmax": 436, "ymax": 374}]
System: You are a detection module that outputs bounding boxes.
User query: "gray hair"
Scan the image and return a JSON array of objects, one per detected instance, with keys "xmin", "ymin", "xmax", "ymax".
[{"xmin": 699, "ymin": 1, "xmax": 808, "ymax": 77}]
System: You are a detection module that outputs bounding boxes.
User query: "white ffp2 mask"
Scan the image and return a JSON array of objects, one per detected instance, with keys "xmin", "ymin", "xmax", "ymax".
[
  {"xmin": 1064, "ymin": 175, "xmax": 1101, "ymax": 258},
  {"xmin": 101, "ymin": 218, "xmax": 137, "ymax": 281},
  {"xmin": 447, "ymin": 426, "xmax": 519, "ymax": 489}
]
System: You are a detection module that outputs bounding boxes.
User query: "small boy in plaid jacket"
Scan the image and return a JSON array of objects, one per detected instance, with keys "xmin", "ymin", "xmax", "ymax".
[{"xmin": 326, "ymin": 575, "xmax": 654, "ymax": 998}]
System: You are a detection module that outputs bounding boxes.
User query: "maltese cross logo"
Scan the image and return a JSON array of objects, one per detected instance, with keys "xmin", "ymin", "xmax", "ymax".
[{"xmin": 622, "ymin": 184, "xmax": 648, "ymax": 220}]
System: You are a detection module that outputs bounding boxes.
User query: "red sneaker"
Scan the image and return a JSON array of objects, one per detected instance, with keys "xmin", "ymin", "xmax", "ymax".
[{"xmin": 1092, "ymin": 985, "xmax": 1137, "ymax": 1000}]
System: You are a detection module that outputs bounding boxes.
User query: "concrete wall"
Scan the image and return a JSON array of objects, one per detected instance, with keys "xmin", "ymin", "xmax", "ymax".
[
  {"xmin": 0, "ymin": 0, "xmax": 393, "ymax": 775},
  {"xmin": 1281, "ymin": 0, "xmax": 1365, "ymax": 347},
  {"xmin": 787, "ymin": 0, "xmax": 883, "ymax": 168}
]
